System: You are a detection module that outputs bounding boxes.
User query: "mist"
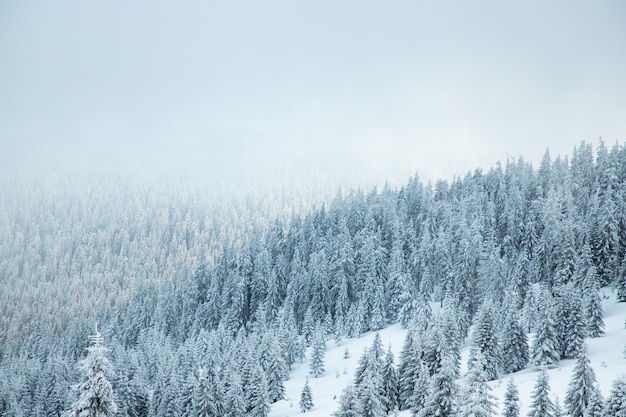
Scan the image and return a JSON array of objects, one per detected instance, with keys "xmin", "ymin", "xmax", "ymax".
[{"xmin": 2, "ymin": 0, "xmax": 625, "ymax": 187}]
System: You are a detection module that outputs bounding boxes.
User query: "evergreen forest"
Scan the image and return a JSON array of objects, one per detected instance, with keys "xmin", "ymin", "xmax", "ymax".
[{"xmin": 1, "ymin": 140, "xmax": 626, "ymax": 416}]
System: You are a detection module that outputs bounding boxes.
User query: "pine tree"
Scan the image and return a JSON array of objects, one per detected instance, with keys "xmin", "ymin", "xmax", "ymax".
[
  {"xmin": 415, "ymin": 357, "xmax": 457, "ymax": 417},
  {"xmin": 309, "ymin": 328, "xmax": 326, "ymax": 378},
  {"xmin": 586, "ymin": 389, "xmax": 603, "ymax": 417},
  {"xmin": 457, "ymin": 352, "xmax": 497, "ymax": 417},
  {"xmin": 470, "ymin": 302, "xmax": 500, "ymax": 380},
  {"xmin": 224, "ymin": 372, "xmax": 246, "ymax": 417},
  {"xmin": 584, "ymin": 270, "xmax": 605, "ymax": 337},
  {"xmin": 527, "ymin": 370, "xmax": 554, "ymax": 417},
  {"xmin": 67, "ymin": 329, "xmax": 117, "ymax": 417},
  {"xmin": 409, "ymin": 360, "xmax": 430, "ymax": 416},
  {"xmin": 334, "ymin": 385, "xmax": 361, "ymax": 417},
  {"xmin": 300, "ymin": 379, "xmax": 314, "ymax": 413},
  {"xmin": 381, "ymin": 345, "xmax": 399, "ymax": 413},
  {"xmin": 554, "ymin": 285, "xmax": 586, "ymax": 359},
  {"xmin": 500, "ymin": 310, "xmax": 529, "ymax": 374},
  {"xmin": 397, "ymin": 331, "xmax": 418, "ymax": 410},
  {"xmin": 192, "ymin": 367, "xmax": 218, "ymax": 417},
  {"xmin": 247, "ymin": 364, "xmax": 270, "ymax": 417},
  {"xmin": 503, "ymin": 379, "xmax": 520, "ymax": 417},
  {"xmin": 564, "ymin": 344, "xmax": 600, "ymax": 417},
  {"xmin": 530, "ymin": 293, "xmax": 560, "ymax": 367},
  {"xmin": 359, "ymin": 374, "xmax": 386, "ymax": 417},
  {"xmin": 602, "ymin": 376, "xmax": 626, "ymax": 417}
]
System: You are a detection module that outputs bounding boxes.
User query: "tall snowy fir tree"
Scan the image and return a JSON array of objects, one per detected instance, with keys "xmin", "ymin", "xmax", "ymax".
[
  {"xmin": 415, "ymin": 358, "xmax": 457, "ymax": 417},
  {"xmin": 299, "ymin": 379, "xmax": 313, "ymax": 413},
  {"xmin": 500, "ymin": 309, "xmax": 529, "ymax": 374},
  {"xmin": 309, "ymin": 328, "xmax": 326, "ymax": 378},
  {"xmin": 527, "ymin": 370, "xmax": 554, "ymax": 417},
  {"xmin": 381, "ymin": 345, "xmax": 399, "ymax": 413},
  {"xmin": 469, "ymin": 302, "xmax": 500, "ymax": 380},
  {"xmin": 409, "ymin": 360, "xmax": 430, "ymax": 416},
  {"xmin": 602, "ymin": 376, "xmax": 626, "ymax": 417},
  {"xmin": 334, "ymin": 385, "xmax": 361, "ymax": 417},
  {"xmin": 66, "ymin": 329, "xmax": 117, "ymax": 417},
  {"xmin": 583, "ymin": 269, "xmax": 605, "ymax": 337},
  {"xmin": 502, "ymin": 379, "xmax": 520, "ymax": 417},
  {"xmin": 457, "ymin": 352, "xmax": 497, "ymax": 417},
  {"xmin": 564, "ymin": 344, "xmax": 600, "ymax": 417},
  {"xmin": 530, "ymin": 292, "xmax": 560, "ymax": 367}
]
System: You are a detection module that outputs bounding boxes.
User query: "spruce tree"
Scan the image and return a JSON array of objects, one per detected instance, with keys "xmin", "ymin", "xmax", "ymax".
[
  {"xmin": 527, "ymin": 370, "xmax": 554, "ymax": 417},
  {"xmin": 224, "ymin": 372, "xmax": 246, "ymax": 417},
  {"xmin": 564, "ymin": 344, "xmax": 599, "ymax": 417},
  {"xmin": 67, "ymin": 329, "xmax": 117, "ymax": 417},
  {"xmin": 359, "ymin": 374, "xmax": 386, "ymax": 417},
  {"xmin": 585, "ymin": 389, "xmax": 603, "ymax": 417},
  {"xmin": 299, "ymin": 379, "xmax": 314, "ymax": 413},
  {"xmin": 334, "ymin": 385, "xmax": 361, "ymax": 417},
  {"xmin": 530, "ymin": 293, "xmax": 560, "ymax": 367},
  {"xmin": 247, "ymin": 364, "xmax": 270, "ymax": 417},
  {"xmin": 554, "ymin": 285, "xmax": 586, "ymax": 359},
  {"xmin": 503, "ymin": 379, "xmax": 520, "ymax": 417},
  {"xmin": 602, "ymin": 376, "xmax": 626, "ymax": 417},
  {"xmin": 584, "ymin": 270, "xmax": 605, "ymax": 337},
  {"xmin": 192, "ymin": 367, "xmax": 218, "ymax": 417},
  {"xmin": 309, "ymin": 329, "xmax": 326, "ymax": 378},
  {"xmin": 470, "ymin": 302, "xmax": 500, "ymax": 380},
  {"xmin": 457, "ymin": 352, "xmax": 497, "ymax": 417},
  {"xmin": 381, "ymin": 345, "xmax": 399, "ymax": 413},
  {"xmin": 500, "ymin": 310, "xmax": 529, "ymax": 374},
  {"xmin": 415, "ymin": 357, "xmax": 457, "ymax": 417},
  {"xmin": 397, "ymin": 331, "xmax": 418, "ymax": 410},
  {"xmin": 409, "ymin": 360, "xmax": 430, "ymax": 416}
]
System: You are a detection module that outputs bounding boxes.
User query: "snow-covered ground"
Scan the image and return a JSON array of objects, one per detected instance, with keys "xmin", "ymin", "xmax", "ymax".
[{"xmin": 270, "ymin": 289, "xmax": 626, "ymax": 417}]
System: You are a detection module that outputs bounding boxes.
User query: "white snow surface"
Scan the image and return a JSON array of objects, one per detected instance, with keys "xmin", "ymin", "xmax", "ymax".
[{"xmin": 269, "ymin": 289, "xmax": 626, "ymax": 417}]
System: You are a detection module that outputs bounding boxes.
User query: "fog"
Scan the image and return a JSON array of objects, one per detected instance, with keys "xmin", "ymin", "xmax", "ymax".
[{"xmin": 2, "ymin": 0, "xmax": 625, "ymax": 187}]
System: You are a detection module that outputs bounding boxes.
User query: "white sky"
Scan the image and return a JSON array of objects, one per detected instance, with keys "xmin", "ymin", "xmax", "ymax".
[{"xmin": 1, "ymin": 0, "xmax": 625, "ymax": 185}]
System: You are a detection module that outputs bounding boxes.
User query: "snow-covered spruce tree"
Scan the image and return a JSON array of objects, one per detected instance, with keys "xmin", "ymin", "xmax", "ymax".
[
  {"xmin": 500, "ymin": 309, "xmax": 529, "ymax": 374},
  {"xmin": 583, "ymin": 267, "xmax": 605, "ymax": 337},
  {"xmin": 554, "ymin": 285, "xmax": 586, "ymax": 359},
  {"xmin": 530, "ymin": 292, "xmax": 560, "ymax": 367},
  {"xmin": 617, "ymin": 251, "xmax": 626, "ymax": 302},
  {"xmin": 299, "ymin": 379, "xmax": 314, "ymax": 413},
  {"xmin": 564, "ymin": 344, "xmax": 600, "ymax": 417},
  {"xmin": 409, "ymin": 360, "xmax": 430, "ymax": 417},
  {"xmin": 359, "ymin": 373, "xmax": 386, "ymax": 417},
  {"xmin": 247, "ymin": 363, "xmax": 270, "ymax": 417},
  {"xmin": 503, "ymin": 379, "xmax": 520, "ymax": 417},
  {"xmin": 457, "ymin": 351, "xmax": 497, "ymax": 417},
  {"xmin": 259, "ymin": 332, "xmax": 287, "ymax": 402},
  {"xmin": 192, "ymin": 367, "xmax": 218, "ymax": 417},
  {"xmin": 602, "ymin": 376, "xmax": 626, "ymax": 417},
  {"xmin": 397, "ymin": 331, "xmax": 419, "ymax": 410},
  {"xmin": 382, "ymin": 345, "xmax": 399, "ymax": 413},
  {"xmin": 309, "ymin": 327, "xmax": 326, "ymax": 378},
  {"xmin": 415, "ymin": 357, "xmax": 457, "ymax": 417},
  {"xmin": 334, "ymin": 385, "xmax": 361, "ymax": 417},
  {"xmin": 527, "ymin": 369, "xmax": 555, "ymax": 417},
  {"xmin": 469, "ymin": 301, "xmax": 500, "ymax": 380},
  {"xmin": 585, "ymin": 388, "xmax": 603, "ymax": 417},
  {"xmin": 66, "ymin": 329, "xmax": 117, "ymax": 417},
  {"xmin": 224, "ymin": 371, "xmax": 246, "ymax": 417}
]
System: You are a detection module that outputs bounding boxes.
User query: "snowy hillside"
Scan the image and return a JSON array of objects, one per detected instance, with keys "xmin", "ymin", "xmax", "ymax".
[{"xmin": 271, "ymin": 289, "xmax": 626, "ymax": 417}]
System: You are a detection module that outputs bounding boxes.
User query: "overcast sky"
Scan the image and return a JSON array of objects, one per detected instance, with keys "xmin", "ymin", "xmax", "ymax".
[{"xmin": 1, "ymin": 0, "xmax": 625, "ymax": 185}]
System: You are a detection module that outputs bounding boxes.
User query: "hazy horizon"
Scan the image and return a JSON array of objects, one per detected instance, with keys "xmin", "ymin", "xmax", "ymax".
[{"xmin": 2, "ymin": 0, "xmax": 625, "ymax": 186}]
